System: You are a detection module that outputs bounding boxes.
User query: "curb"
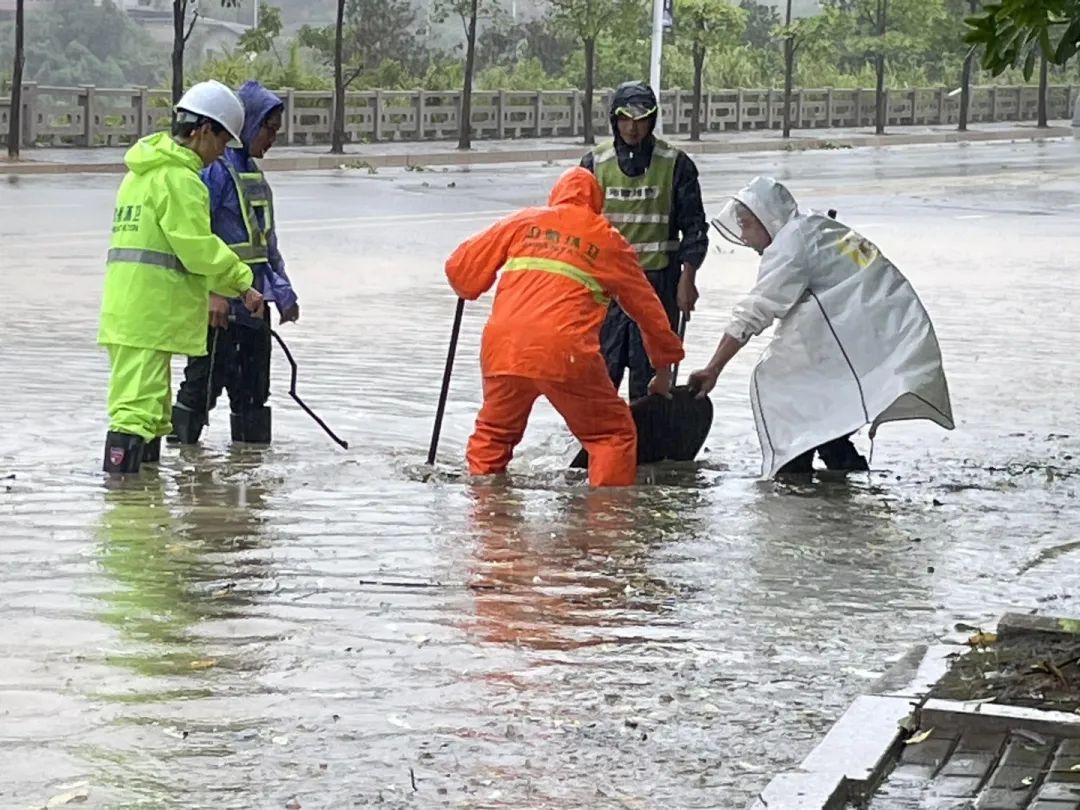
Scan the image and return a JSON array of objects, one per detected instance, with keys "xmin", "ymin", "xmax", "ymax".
[
  {"xmin": 0, "ymin": 127, "xmax": 1071, "ymax": 176},
  {"xmin": 748, "ymin": 613, "xmax": 1080, "ymax": 809},
  {"xmin": 747, "ymin": 694, "xmax": 916, "ymax": 810},
  {"xmin": 745, "ymin": 644, "xmax": 958, "ymax": 810},
  {"xmin": 918, "ymin": 698, "xmax": 1080, "ymax": 739}
]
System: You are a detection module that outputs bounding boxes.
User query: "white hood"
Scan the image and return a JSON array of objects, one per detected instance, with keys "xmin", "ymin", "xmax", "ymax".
[
  {"xmin": 736, "ymin": 176, "xmax": 799, "ymax": 238},
  {"xmin": 712, "ymin": 176, "xmax": 800, "ymax": 250}
]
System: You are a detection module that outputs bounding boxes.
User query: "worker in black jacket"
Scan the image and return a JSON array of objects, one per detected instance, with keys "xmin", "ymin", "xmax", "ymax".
[{"xmin": 581, "ymin": 80, "xmax": 709, "ymax": 400}]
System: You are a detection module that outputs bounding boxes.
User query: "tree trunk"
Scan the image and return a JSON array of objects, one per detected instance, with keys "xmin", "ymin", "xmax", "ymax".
[
  {"xmin": 958, "ymin": 47, "xmax": 973, "ymax": 131},
  {"xmin": 172, "ymin": 0, "xmax": 185, "ymax": 108},
  {"xmin": 782, "ymin": 0, "xmax": 794, "ymax": 137},
  {"xmin": 458, "ymin": 0, "xmax": 479, "ymax": 150},
  {"xmin": 583, "ymin": 36, "xmax": 595, "ymax": 145},
  {"xmin": 958, "ymin": 0, "xmax": 979, "ymax": 132},
  {"xmin": 875, "ymin": 54, "xmax": 886, "ymax": 134},
  {"xmin": 874, "ymin": 0, "xmax": 887, "ymax": 135},
  {"xmin": 690, "ymin": 44, "xmax": 704, "ymax": 141},
  {"xmin": 331, "ymin": 0, "xmax": 346, "ymax": 154},
  {"xmin": 7, "ymin": 0, "xmax": 24, "ymax": 159},
  {"xmin": 1037, "ymin": 54, "xmax": 1048, "ymax": 127}
]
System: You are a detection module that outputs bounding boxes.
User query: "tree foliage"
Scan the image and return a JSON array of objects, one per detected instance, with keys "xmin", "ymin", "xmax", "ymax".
[
  {"xmin": 297, "ymin": 0, "xmax": 421, "ymax": 89},
  {"xmin": 679, "ymin": 0, "xmax": 748, "ymax": 59},
  {"xmin": 965, "ymin": 0, "xmax": 1080, "ymax": 77},
  {"xmin": 2, "ymin": 0, "xmax": 1070, "ymax": 98},
  {"xmin": 0, "ymin": 0, "xmax": 163, "ymax": 87}
]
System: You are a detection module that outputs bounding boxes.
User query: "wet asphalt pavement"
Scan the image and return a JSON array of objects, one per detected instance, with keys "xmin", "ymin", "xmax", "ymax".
[{"xmin": 2, "ymin": 139, "xmax": 1080, "ymax": 808}]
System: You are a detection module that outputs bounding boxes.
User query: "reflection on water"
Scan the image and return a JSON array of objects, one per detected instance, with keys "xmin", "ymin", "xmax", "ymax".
[
  {"xmin": 94, "ymin": 464, "xmax": 271, "ymax": 683},
  {"xmin": 464, "ymin": 485, "xmax": 692, "ymax": 653},
  {"xmin": 76, "ymin": 461, "xmax": 281, "ymax": 806}
]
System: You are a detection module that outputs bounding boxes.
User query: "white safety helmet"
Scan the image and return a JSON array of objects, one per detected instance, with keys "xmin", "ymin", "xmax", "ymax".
[{"xmin": 174, "ymin": 80, "xmax": 245, "ymax": 144}]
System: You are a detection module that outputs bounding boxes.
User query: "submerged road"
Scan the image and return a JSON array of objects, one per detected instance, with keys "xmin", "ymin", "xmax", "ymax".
[{"xmin": 1, "ymin": 138, "xmax": 1079, "ymax": 808}]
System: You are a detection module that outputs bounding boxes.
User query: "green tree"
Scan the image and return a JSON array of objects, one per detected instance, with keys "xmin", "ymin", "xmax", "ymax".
[
  {"xmin": 476, "ymin": 57, "xmax": 568, "ymax": 90},
  {"xmin": 957, "ymin": 0, "xmax": 983, "ymax": 129},
  {"xmin": 298, "ymin": 0, "xmax": 417, "ymax": 151},
  {"xmin": 740, "ymin": 0, "xmax": 781, "ymax": 48},
  {"xmin": 7, "ymin": 0, "xmax": 23, "ymax": 159},
  {"xmin": 478, "ymin": 16, "xmax": 577, "ymax": 74},
  {"xmin": 564, "ymin": 27, "xmax": 650, "ymax": 90},
  {"xmin": 964, "ymin": 0, "xmax": 1080, "ymax": 77},
  {"xmin": 792, "ymin": 0, "xmax": 947, "ymax": 132},
  {"xmin": 271, "ymin": 40, "xmax": 330, "ymax": 90},
  {"xmin": 174, "ymin": 1, "xmax": 249, "ymax": 105},
  {"xmin": 433, "ymin": 0, "xmax": 504, "ymax": 149},
  {"xmin": 332, "ymin": 0, "xmax": 346, "ymax": 152},
  {"xmin": 192, "ymin": 39, "xmax": 328, "ymax": 90},
  {"xmin": 0, "ymin": 0, "xmax": 163, "ymax": 88},
  {"xmin": 299, "ymin": 0, "xmax": 419, "ymax": 86},
  {"xmin": 549, "ymin": 0, "xmax": 646, "ymax": 144},
  {"xmin": 237, "ymin": 3, "xmax": 285, "ymax": 68},
  {"xmin": 676, "ymin": 0, "xmax": 747, "ymax": 140}
]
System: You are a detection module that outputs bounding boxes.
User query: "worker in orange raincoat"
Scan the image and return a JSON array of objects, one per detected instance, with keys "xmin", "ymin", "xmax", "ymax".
[{"xmin": 445, "ymin": 166, "xmax": 685, "ymax": 487}]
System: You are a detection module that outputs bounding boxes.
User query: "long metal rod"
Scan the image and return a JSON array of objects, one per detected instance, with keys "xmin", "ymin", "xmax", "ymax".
[
  {"xmin": 427, "ymin": 297, "xmax": 465, "ymax": 466},
  {"xmin": 269, "ymin": 328, "xmax": 349, "ymax": 449},
  {"xmin": 672, "ymin": 311, "xmax": 689, "ymax": 386},
  {"xmin": 204, "ymin": 326, "xmax": 221, "ymax": 433}
]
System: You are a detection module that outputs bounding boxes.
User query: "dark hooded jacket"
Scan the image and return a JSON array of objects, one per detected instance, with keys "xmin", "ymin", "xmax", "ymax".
[
  {"xmin": 202, "ymin": 80, "xmax": 297, "ymax": 324},
  {"xmin": 580, "ymin": 81, "xmax": 709, "ymax": 273}
]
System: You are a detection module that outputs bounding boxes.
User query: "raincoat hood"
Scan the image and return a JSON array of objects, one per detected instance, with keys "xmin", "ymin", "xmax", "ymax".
[
  {"xmin": 735, "ymin": 176, "xmax": 799, "ymax": 238},
  {"xmin": 609, "ymin": 80, "xmax": 658, "ymax": 143},
  {"xmin": 123, "ymin": 131, "xmax": 202, "ymax": 175},
  {"xmin": 548, "ymin": 167, "xmax": 603, "ymax": 213},
  {"xmin": 236, "ymin": 80, "xmax": 284, "ymax": 153}
]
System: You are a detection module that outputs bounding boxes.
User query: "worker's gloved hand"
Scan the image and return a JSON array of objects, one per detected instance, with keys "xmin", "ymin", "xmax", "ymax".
[
  {"xmin": 280, "ymin": 303, "xmax": 300, "ymax": 325},
  {"xmin": 208, "ymin": 293, "xmax": 229, "ymax": 329},
  {"xmin": 647, "ymin": 366, "xmax": 674, "ymax": 399},
  {"xmin": 242, "ymin": 287, "xmax": 265, "ymax": 316},
  {"xmin": 687, "ymin": 366, "xmax": 720, "ymax": 398}
]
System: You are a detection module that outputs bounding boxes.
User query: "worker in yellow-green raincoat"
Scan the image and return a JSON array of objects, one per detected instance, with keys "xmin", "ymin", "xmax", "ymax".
[{"xmin": 97, "ymin": 80, "xmax": 265, "ymax": 475}]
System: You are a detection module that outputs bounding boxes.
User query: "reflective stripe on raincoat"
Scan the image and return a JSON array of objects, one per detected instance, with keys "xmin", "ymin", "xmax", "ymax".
[
  {"xmin": 445, "ymin": 167, "xmax": 685, "ymax": 384},
  {"xmin": 98, "ymin": 132, "xmax": 253, "ymax": 357}
]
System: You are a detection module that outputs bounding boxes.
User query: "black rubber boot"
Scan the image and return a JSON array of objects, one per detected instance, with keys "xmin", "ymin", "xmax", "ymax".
[
  {"xmin": 143, "ymin": 437, "xmax": 162, "ymax": 463},
  {"xmin": 818, "ymin": 436, "xmax": 870, "ymax": 472},
  {"xmin": 231, "ymin": 407, "xmax": 271, "ymax": 444},
  {"xmin": 167, "ymin": 404, "xmax": 204, "ymax": 445},
  {"xmin": 776, "ymin": 448, "xmax": 815, "ymax": 477},
  {"xmin": 103, "ymin": 432, "xmax": 144, "ymax": 475}
]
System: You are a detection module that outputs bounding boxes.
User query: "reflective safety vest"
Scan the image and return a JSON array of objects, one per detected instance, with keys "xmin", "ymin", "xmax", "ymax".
[
  {"xmin": 593, "ymin": 138, "xmax": 679, "ymax": 271},
  {"xmin": 224, "ymin": 163, "xmax": 275, "ymax": 265},
  {"xmin": 503, "ymin": 256, "xmax": 611, "ymax": 306}
]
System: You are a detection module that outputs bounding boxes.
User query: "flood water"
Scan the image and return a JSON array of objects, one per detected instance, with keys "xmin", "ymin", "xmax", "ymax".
[{"xmin": 2, "ymin": 140, "xmax": 1080, "ymax": 808}]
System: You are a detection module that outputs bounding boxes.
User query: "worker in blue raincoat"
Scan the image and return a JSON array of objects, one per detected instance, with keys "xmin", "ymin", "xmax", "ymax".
[{"xmin": 170, "ymin": 80, "xmax": 300, "ymax": 446}]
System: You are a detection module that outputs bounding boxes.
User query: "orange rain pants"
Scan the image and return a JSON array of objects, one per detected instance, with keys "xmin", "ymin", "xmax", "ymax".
[{"xmin": 467, "ymin": 373, "xmax": 637, "ymax": 487}]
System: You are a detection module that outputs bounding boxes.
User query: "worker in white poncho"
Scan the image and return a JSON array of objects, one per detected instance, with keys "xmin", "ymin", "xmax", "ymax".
[{"xmin": 688, "ymin": 176, "xmax": 954, "ymax": 478}]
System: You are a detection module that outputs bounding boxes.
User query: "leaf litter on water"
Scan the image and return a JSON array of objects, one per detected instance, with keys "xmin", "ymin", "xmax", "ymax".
[{"xmin": 905, "ymin": 728, "xmax": 934, "ymax": 745}]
